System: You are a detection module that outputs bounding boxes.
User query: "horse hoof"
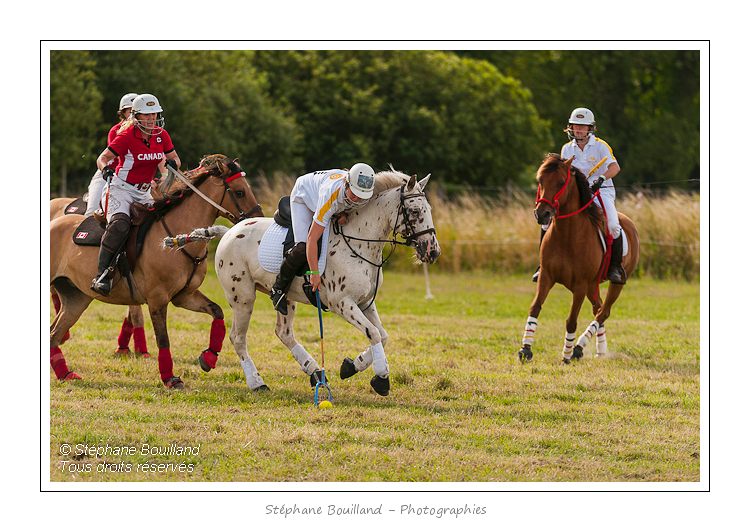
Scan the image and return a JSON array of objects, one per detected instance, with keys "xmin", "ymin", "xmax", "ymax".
[
  {"xmin": 340, "ymin": 357, "xmax": 357, "ymax": 379},
  {"xmin": 136, "ymin": 350, "xmax": 151, "ymax": 358},
  {"xmin": 572, "ymin": 346, "xmax": 584, "ymax": 360},
  {"xmin": 198, "ymin": 353, "xmax": 212, "ymax": 372},
  {"xmin": 253, "ymin": 384, "xmax": 270, "ymax": 392},
  {"xmin": 518, "ymin": 347, "xmax": 533, "ymax": 363},
  {"xmin": 63, "ymin": 371, "xmax": 81, "ymax": 381},
  {"xmin": 163, "ymin": 376, "xmax": 184, "ymax": 389},
  {"xmin": 115, "ymin": 347, "xmax": 131, "ymax": 356},
  {"xmin": 370, "ymin": 375, "xmax": 390, "ymax": 396},
  {"xmin": 310, "ymin": 370, "xmax": 324, "ymax": 387},
  {"xmin": 561, "ymin": 358, "xmax": 571, "ymax": 365}
]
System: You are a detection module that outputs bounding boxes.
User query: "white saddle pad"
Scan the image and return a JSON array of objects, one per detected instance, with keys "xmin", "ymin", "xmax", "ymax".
[
  {"xmin": 257, "ymin": 222, "xmax": 330, "ymax": 275},
  {"xmin": 598, "ymin": 230, "xmax": 629, "ymax": 257}
]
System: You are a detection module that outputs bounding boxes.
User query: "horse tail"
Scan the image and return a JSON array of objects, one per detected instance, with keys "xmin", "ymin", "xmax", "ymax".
[{"xmin": 163, "ymin": 225, "xmax": 229, "ymax": 250}]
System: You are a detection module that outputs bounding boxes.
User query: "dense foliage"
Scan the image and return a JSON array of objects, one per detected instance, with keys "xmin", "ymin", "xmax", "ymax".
[{"xmin": 49, "ymin": 49, "xmax": 699, "ymax": 195}]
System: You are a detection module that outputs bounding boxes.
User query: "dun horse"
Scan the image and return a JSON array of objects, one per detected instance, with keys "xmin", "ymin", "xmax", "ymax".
[
  {"xmin": 174, "ymin": 170, "xmax": 440, "ymax": 397},
  {"xmin": 49, "ymin": 156, "xmax": 263, "ymax": 388},
  {"xmin": 519, "ymin": 154, "xmax": 640, "ymax": 363},
  {"xmin": 50, "ymin": 198, "xmax": 149, "ymax": 356}
]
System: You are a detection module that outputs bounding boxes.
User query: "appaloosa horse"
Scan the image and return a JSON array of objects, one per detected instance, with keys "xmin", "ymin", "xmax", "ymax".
[
  {"xmin": 519, "ymin": 154, "xmax": 640, "ymax": 363},
  {"xmin": 49, "ymin": 156, "xmax": 263, "ymax": 388},
  {"xmin": 172, "ymin": 170, "xmax": 440, "ymax": 397}
]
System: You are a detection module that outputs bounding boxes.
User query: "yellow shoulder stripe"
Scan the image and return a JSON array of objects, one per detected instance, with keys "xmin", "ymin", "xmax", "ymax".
[
  {"xmin": 316, "ymin": 188, "xmax": 340, "ymax": 223},
  {"xmin": 595, "ymin": 138, "xmax": 616, "ymax": 158}
]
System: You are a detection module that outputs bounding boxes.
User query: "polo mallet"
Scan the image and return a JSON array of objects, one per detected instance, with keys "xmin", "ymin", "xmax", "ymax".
[
  {"xmin": 102, "ymin": 166, "xmax": 114, "ymax": 219},
  {"xmin": 314, "ymin": 289, "xmax": 333, "ymax": 406}
]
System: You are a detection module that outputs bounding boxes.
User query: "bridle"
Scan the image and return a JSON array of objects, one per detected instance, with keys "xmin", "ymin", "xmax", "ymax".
[
  {"xmin": 334, "ymin": 184, "xmax": 436, "ymax": 263},
  {"xmin": 167, "ymin": 165, "xmax": 263, "ymax": 223},
  {"xmin": 535, "ymin": 166, "xmax": 599, "ymax": 220},
  {"xmin": 218, "ymin": 171, "xmax": 263, "ymax": 222},
  {"xmin": 332, "ymin": 183, "xmax": 436, "ymax": 310}
]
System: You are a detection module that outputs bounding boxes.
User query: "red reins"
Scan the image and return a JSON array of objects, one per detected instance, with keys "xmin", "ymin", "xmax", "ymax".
[
  {"xmin": 535, "ymin": 166, "xmax": 600, "ymax": 219},
  {"xmin": 535, "ymin": 166, "xmax": 613, "ymax": 297}
]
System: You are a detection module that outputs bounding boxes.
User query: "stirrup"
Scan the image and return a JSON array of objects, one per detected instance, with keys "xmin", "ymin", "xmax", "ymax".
[
  {"xmin": 607, "ymin": 266, "xmax": 627, "ymax": 285},
  {"xmin": 270, "ymin": 288, "xmax": 288, "ymax": 315},
  {"xmin": 91, "ymin": 271, "xmax": 113, "ymax": 296}
]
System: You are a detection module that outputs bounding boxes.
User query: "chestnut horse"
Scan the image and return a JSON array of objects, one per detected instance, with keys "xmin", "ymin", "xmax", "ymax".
[
  {"xmin": 49, "ymin": 156, "xmax": 263, "ymax": 388},
  {"xmin": 50, "ymin": 198, "xmax": 149, "ymax": 356},
  {"xmin": 519, "ymin": 154, "xmax": 640, "ymax": 363}
]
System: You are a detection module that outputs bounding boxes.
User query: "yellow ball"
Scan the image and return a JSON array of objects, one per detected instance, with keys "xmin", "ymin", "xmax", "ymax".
[{"xmin": 318, "ymin": 400, "xmax": 333, "ymax": 409}]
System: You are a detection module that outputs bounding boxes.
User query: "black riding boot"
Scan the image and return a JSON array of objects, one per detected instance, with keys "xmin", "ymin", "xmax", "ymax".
[
  {"xmin": 531, "ymin": 228, "xmax": 547, "ymax": 282},
  {"xmin": 606, "ymin": 234, "xmax": 627, "ymax": 285},
  {"xmin": 270, "ymin": 242, "xmax": 308, "ymax": 315},
  {"xmin": 91, "ymin": 213, "xmax": 130, "ymax": 296}
]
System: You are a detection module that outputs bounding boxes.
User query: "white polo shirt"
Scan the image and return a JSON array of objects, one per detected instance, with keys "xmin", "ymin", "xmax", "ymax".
[
  {"xmin": 561, "ymin": 135, "xmax": 617, "ymax": 187},
  {"xmin": 290, "ymin": 169, "xmax": 349, "ymax": 228}
]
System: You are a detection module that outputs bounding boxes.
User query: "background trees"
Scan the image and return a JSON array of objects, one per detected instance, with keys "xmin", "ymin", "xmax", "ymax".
[{"xmin": 49, "ymin": 49, "xmax": 700, "ymax": 196}]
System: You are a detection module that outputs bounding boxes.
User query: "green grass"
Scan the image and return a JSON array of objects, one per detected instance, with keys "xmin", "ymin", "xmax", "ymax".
[{"xmin": 49, "ymin": 267, "xmax": 700, "ymax": 482}]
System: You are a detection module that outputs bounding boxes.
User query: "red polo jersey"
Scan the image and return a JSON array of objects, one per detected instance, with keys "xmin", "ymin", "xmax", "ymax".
[
  {"xmin": 106, "ymin": 123, "xmax": 124, "ymax": 169},
  {"xmin": 108, "ymin": 125, "xmax": 175, "ymax": 184}
]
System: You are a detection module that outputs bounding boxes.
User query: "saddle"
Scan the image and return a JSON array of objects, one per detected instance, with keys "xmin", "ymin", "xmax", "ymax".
[
  {"xmin": 72, "ymin": 203, "xmax": 157, "ymax": 298},
  {"xmin": 273, "ymin": 196, "xmax": 327, "ymax": 310}
]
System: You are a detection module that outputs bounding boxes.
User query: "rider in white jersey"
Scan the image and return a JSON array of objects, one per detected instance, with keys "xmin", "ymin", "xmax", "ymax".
[
  {"xmin": 533, "ymin": 107, "xmax": 627, "ymax": 284},
  {"xmin": 270, "ymin": 163, "xmax": 376, "ymax": 315}
]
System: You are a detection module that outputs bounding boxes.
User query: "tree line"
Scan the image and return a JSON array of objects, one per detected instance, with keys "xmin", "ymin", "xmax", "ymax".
[{"xmin": 50, "ymin": 49, "xmax": 699, "ymax": 196}]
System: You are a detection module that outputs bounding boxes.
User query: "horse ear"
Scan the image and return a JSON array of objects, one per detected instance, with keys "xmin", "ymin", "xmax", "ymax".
[
  {"xmin": 418, "ymin": 173, "xmax": 431, "ymax": 190},
  {"xmin": 563, "ymin": 157, "xmax": 575, "ymax": 170},
  {"xmin": 233, "ymin": 158, "xmax": 240, "ymax": 165},
  {"xmin": 407, "ymin": 174, "xmax": 417, "ymax": 190}
]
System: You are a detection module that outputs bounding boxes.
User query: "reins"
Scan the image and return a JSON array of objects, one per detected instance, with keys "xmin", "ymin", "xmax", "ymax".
[
  {"xmin": 333, "ymin": 183, "xmax": 436, "ymax": 311},
  {"xmin": 535, "ymin": 166, "xmax": 612, "ymax": 300},
  {"xmin": 166, "ymin": 165, "xmax": 262, "ymax": 222}
]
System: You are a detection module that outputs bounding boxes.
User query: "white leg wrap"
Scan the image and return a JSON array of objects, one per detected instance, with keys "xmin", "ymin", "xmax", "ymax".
[
  {"xmin": 596, "ymin": 324, "xmax": 608, "ymax": 357},
  {"xmin": 562, "ymin": 331, "xmax": 575, "ymax": 360},
  {"xmin": 522, "ymin": 316, "xmax": 538, "ymax": 346},
  {"xmin": 354, "ymin": 346, "xmax": 373, "ymax": 372},
  {"xmin": 240, "ymin": 358, "xmax": 266, "ymax": 390},
  {"xmin": 576, "ymin": 320, "xmax": 600, "ymax": 349},
  {"xmin": 371, "ymin": 342, "xmax": 389, "ymax": 377},
  {"xmin": 291, "ymin": 344, "xmax": 319, "ymax": 375}
]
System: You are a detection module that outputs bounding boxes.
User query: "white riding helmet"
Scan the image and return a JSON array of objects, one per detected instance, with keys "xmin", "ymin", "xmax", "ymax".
[
  {"xmin": 119, "ymin": 92, "xmax": 138, "ymax": 111},
  {"xmin": 566, "ymin": 107, "xmax": 596, "ymax": 140},
  {"xmin": 347, "ymin": 163, "xmax": 375, "ymax": 199},
  {"xmin": 131, "ymin": 93, "xmax": 165, "ymax": 134},
  {"xmin": 568, "ymin": 107, "xmax": 596, "ymax": 127}
]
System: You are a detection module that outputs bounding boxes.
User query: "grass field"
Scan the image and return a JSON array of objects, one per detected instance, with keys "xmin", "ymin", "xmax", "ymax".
[{"xmin": 48, "ymin": 266, "xmax": 700, "ymax": 483}]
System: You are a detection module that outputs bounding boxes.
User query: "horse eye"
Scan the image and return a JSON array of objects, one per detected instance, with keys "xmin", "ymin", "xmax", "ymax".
[{"xmin": 234, "ymin": 190, "xmax": 245, "ymax": 197}]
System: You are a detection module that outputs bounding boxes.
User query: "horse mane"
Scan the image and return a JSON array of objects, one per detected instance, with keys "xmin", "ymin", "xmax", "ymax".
[
  {"xmin": 541, "ymin": 153, "xmax": 606, "ymax": 228},
  {"xmin": 148, "ymin": 155, "xmax": 234, "ymax": 217},
  {"xmin": 372, "ymin": 166, "xmax": 412, "ymax": 197}
]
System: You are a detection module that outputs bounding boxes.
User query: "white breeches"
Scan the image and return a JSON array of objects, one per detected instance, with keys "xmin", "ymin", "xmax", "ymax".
[
  {"xmin": 103, "ymin": 178, "xmax": 153, "ymax": 222},
  {"xmin": 85, "ymin": 169, "xmax": 106, "ymax": 216},
  {"xmin": 594, "ymin": 189, "xmax": 621, "ymax": 239},
  {"xmin": 290, "ymin": 200, "xmax": 314, "ymax": 244}
]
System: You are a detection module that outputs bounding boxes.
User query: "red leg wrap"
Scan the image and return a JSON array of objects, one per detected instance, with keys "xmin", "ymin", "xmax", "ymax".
[
  {"xmin": 50, "ymin": 347, "xmax": 80, "ymax": 380},
  {"xmin": 201, "ymin": 348, "xmax": 218, "ymax": 369},
  {"xmin": 133, "ymin": 327, "xmax": 149, "ymax": 357},
  {"xmin": 51, "ymin": 293, "xmax": 61, "ymax": 314},
  {"xmin": 117, "ymin": 318, "xmax": 134, "ymax": 349},
  {"xmin": 209, "ymin": 319, "xmax": 225, "ymax": 353},
  {"xmin": 158, "ymin": 348, "xmax": 174, "ymax": 382}
]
